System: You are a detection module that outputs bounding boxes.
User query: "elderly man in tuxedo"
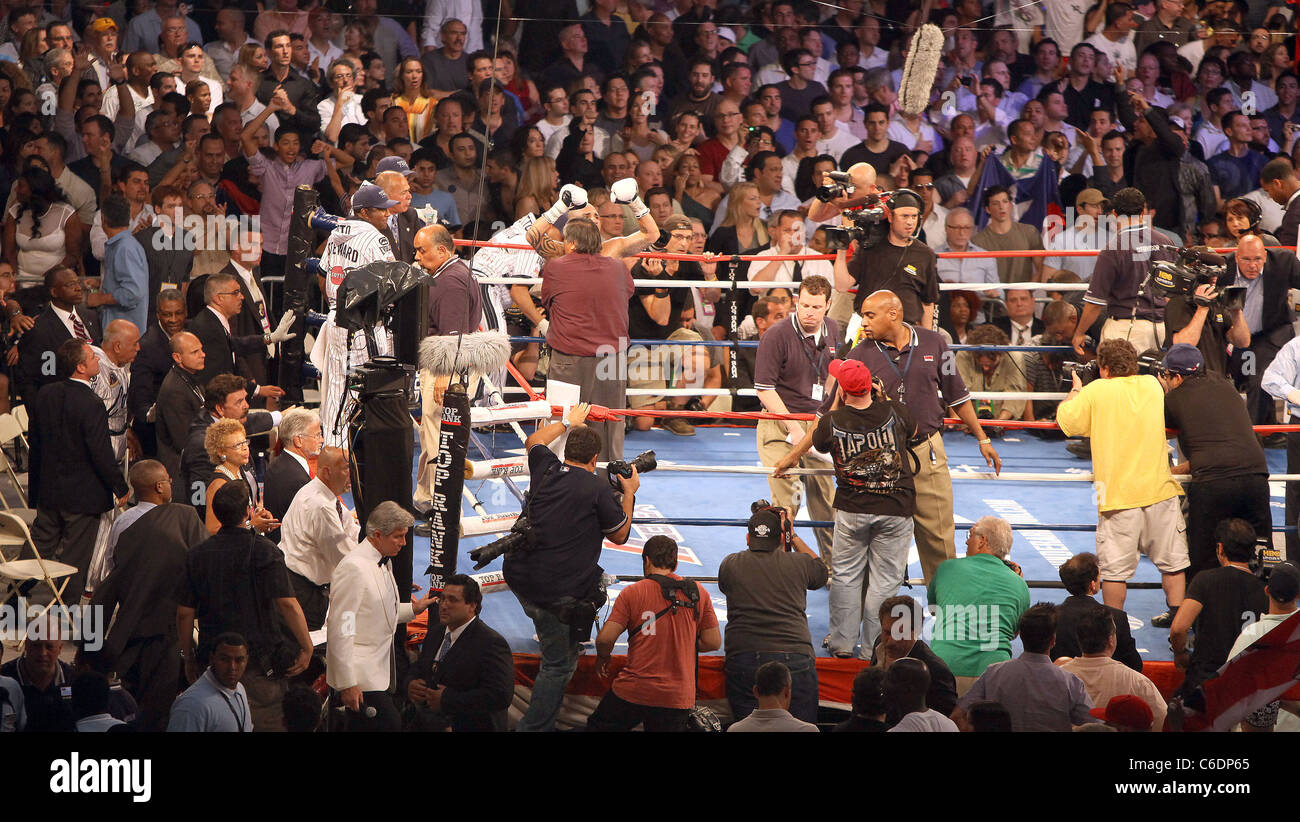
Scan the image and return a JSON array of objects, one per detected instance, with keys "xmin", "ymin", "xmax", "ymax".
[{"xmin": 327, "ymin": 501, "xmax": 436, "ymax": 731}]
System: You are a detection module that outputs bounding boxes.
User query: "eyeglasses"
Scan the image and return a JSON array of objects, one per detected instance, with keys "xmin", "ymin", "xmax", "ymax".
[
  {"xmin": 946, "ymin": 224, "xmax": 974, "ymax": 230},
  {"xmin": 669, "ymin": 232, "xmax": 694, "ymax": 240},
  {"xmin": 227, "ymin": 439, "xmax": 250, "ymax": 448},
  {"xmin": 798, "ymin": 61, "xmax": 816, "ymax": 67},
  {"xmin": 913, "ymin": 182, "xmax": 935, "ymax": 190},
  {"xmin": 218, "ymin": 289, "xmax": 242, "ymax": 297}
]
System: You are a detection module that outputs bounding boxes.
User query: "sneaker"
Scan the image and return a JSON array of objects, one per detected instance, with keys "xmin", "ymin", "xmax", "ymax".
[
  {"xmin": 1262, "ymin": 433, "xmax": 1288, "ymax": 449},
  {"xmin": 1150, "ymin": 609, "xmax": 1176, "ymax": 628},
  {"xmin": 662, "ymin": 417, "xmax": 695, "ymax": 436},
  {"xmin": 1066, "ymin": 439, "xmax": 1091, "ymax": 459}
]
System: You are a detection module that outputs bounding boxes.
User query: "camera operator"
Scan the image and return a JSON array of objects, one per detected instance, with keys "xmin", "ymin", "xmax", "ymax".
[
  {"xmin": 775, "ymin": 357, "xmax": 918, "ymax": 659},
  {"xmin": 718, "ymin": 505, "xmax": 827, "ymax": 724},
  {"xmin": 505, "ymin": 403, "xmax": 638, "ymax": 733},
  {"xmin": 833, "ymin": 188, "xmax": 940, "ymax": 329},
  {"xmin": 1160, "ymin": 344, "xmax": 1270, "ymax": 583},
  {"xmin": 1163, "ymin": 249, "xmax": 1250, "ymax": 376},
  {"xmin": 1072, "ymin": 188, "xmax": 1178, "ymax": 358},
  {"xmin": 1220, "ymin": 234, "xmax": 1300, "ymax": 433},
  {"xmin": 1058, "ymin": 339, "xmax": 1189, "ymax": 622},
  {"xmin": 806, "ymin": 161, "xmax": 879, "ymax": 225}
]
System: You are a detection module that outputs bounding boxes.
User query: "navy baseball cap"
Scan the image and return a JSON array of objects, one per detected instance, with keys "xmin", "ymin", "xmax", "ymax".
[
  {"xmin": 376, "ymin": 156, "xmax": 414, "ymax": 176},
  {"xmin": 1162, "ymin": 343, "xmax": 1203, "ymax": 376},
  {"xmin": 351, "ymin": 182, "xmax": 399, "ymax": 212}
]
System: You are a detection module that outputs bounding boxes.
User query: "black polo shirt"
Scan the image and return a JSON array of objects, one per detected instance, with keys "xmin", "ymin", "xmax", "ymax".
[
  {"xmin": 1082, "ymin": 228, "xmax": 1176, "ymax": 321},
  {"xmin": 847, "ymin": 239, "xmax": 940, "ymax": 323},
  {"xmin": 824, "ymin": 324, "xmax": 970, "ymax": 437},
  {"xmin": 628, "ymin": 261, "xmax": 696, "ymax": 340},
  {"xmin": 1164, "ymin": 295, "xmax": 1233, "ymax": 376},
  {"xmin": 754, "ymin": 314, "xmax": 841, "ymax": 414},
  {"xmin": 502, "ymin": 444, "xmax": 627, "ymax": 605},
  {"xmin": 1164, "ymin": 372, "xmax": 1268, "ymax": 483}
]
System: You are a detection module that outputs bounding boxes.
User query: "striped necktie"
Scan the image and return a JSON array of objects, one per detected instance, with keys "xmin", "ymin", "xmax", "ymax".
[{"xmin": 70, "ymin": 312, "xmax": 91, "ymax": 342}]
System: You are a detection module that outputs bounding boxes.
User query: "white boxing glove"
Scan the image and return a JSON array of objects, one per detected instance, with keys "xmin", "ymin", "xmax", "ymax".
[
  {"xmin": 610, "ymin": 177, "xmax": 639, "ymax": 204},
  {"xmin": 544, "ymin": 184, "xmax": 589, "ymax": 223}
]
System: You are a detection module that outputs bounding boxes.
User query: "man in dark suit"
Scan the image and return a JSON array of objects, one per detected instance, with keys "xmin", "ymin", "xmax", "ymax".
[
  {"xmin": 991, "ymin": 287, "xmax": 1044, "ymax": 346},
  {"xmin": 188, "ymin": 271, "xmax": 291, "ymax": 402},
  {"xmin": 376, "ymin": 158, "xmax": 422, "ymax": 263},
  {"xmin": 870, "ymin": 595, "xmax": 959, "ymax": 722},
  {"xmin": 155, "ymin": 331, "xmax": 208, "ymax": 479},
  {"xmin": 1050, "ymin": 552, "xmax": 1142, "ymax": 671},
  {"xmin": 1222, "ymin": 235, "xmax": 1300, "ymax": 433},
  {"xmin": 1262, "ymin": 157, "xmax": 1300, "ymax": 247},
  {"xmin": 214, "ymin": 230, "xmax": 277, "ymax": 394},
  {"xmin": 263, "ymin": 408, "xmax": 321, "ymax": 541},
  {"xmin": 405, "ymin": 574, "xmax": 514, "ymax": 731},
  {"xmin": 26, "ymin": 340, "xmax": 129, "ymax": 604},
  {"xmin": 174, "ymin": 373, "xmax": 275, "ymax": 516},
  {"xmin": 128, "ymin": 290, "xmax": 188, "ymax": 459},
  {"xmin": 17, "ymin": 267, "xmax": 103, "ymax": 401}
]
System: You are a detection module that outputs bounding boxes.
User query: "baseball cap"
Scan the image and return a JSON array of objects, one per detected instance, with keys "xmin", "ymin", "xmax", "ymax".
[
  {"xmin": 717, "ymin": 26, "xmax": 736, "ymax": 43},
  {"xmin": 351, "ymin": 182, "xmax": 399, "ymax": 212},
  {"xmin": 1162, "ymin": 343, "xmax": 1204, "ymax": 376},
  {"xmin": 1089, "ymin": 694, "xmax": 1154, "ymax": 731},
  {"xmin": 747, "ymin": 508, "xmax": 784, "ymax": 550},
  {"xmin": 829, "ymin": 358, "xmax": 873, "ymax": 396},
  {"xmin": 376, "ymin": 156, "xmax": 414, "ymax": 176},
  {"xmin": 1268, "ymin": 562, "xmax": 1300, "ymax": 603},
  {"xmin": 1168, "ymin": 115, "xmax": 1189, "ymax": 132},
  {"xmin": 1075, "ymin": 188, "xmax": 1107, "ymax": 208},
  {"xmin": 88, "ymin": 17, "xmax": 118, "ymax": 33}
]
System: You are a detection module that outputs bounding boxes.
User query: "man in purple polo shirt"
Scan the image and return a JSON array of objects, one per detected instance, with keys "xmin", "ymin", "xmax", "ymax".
[
  {"xmin": 781, "ymin": 290, "xmax": 1002, "ymax": 582},
  {"xmin": 753, "ymin": 274, "xmax": 839, "ymax": 567}
]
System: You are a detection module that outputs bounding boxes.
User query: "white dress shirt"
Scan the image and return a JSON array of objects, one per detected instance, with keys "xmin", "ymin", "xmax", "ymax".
[
  {"xmin": 326, "ymin": 539, "xmax": 415, "ymax": 692},
  {"xmin": 279, "ymin": 476, "xmax": 361, "ymax": 585}
]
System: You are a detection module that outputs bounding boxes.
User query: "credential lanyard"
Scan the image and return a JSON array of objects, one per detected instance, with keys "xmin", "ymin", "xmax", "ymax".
[{"xmin": 874, "ymin": 338, "xmax": 915, "ymax": 405}]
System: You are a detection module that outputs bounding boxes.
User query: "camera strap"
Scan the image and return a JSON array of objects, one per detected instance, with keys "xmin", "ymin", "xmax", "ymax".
[{"xmin": 627, "ymin": 575, "xmax": 700, "ymax": 637}]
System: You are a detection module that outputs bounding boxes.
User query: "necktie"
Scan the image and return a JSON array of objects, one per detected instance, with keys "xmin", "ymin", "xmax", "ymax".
[
  {"xmin": 435, "ymin": 631, "xmax": 452, "ymax": 662},
  {"xmin": 792, "ymin": 261, "xmax": 803, "ymax": 282},
  {"xmin": 1017, "ymin": 327, "xmax": 1026, "ymax": 346},
  {"xmin": 336, "ymin": 499, "xmax": 346, "ymax": 525},
  {"xmin": 70, "ymin": 312, "xmax": 90, "ymax": 342},
  {"xmin": 378, "ymin": 555, "xmax": 390, "ymax": 566}
]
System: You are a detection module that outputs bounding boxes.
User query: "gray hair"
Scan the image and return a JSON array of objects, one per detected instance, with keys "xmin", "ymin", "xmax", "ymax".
[
  {"xmin": 205, "ymin": 272, "xmax": 238, "ymax": 303},
  {"xmin": 367, "ymin": 501, "xmax": 414, "ymax": 537},
  {"xmin": 863, "ymin": 67, "xmax": 892, "ymax": 92},
  {"xmin": 969, "ymin": 516, "xmax": 1014, "ymax": 559},
  {"xmin": 43, "ymin": 47, "xmax": 70, "ymax": 74},
  {"xmin": 278, "ymin": 407, "xmax": 320, "ymax": 444}
]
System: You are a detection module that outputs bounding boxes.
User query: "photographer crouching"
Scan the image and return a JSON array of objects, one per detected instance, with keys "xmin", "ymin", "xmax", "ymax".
[
  {"xmin": 1159, "ymin": 344, "xmax": 1271, "ymax": 584},
  {"xmin": 498, "ymin": 403, "xmax": 639, "ymax": 732}
]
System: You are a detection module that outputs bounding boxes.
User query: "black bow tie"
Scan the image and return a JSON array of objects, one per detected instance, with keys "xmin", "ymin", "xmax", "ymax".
[{"xmin": 378, "ymin": 556, "xmax": 391, "ymax": 567}]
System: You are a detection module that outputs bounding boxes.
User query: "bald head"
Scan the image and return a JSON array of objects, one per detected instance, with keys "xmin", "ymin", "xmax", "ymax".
[
  {"xmin": 316, "ymin": 445, "xmax": 351, "ymax": 495},
  {"xmin": 847, "ymin": 162, "xmax": 877, "ymax": 194},
  {"xmin": 170, "ymin": 330, "xmax": 199, "ymax": 354},
  {"xmin": 128, "ymin": 459, "xmax": 170, "ymax": 503},
  {"xmin": 170, "ymin": 330, "xmax": 206, "ymax": 373},
  {"xmin": 864, "ymin": 290, "xmax": 903, "ymax": 315},
  {"xmin": 860, "ymin": 289, "xmax": 904, "ymax": 340},
  {"xmin": 1236, "ymin": 233, "xmax": 1266, "ymax": 279},
  {"xmin": 414, "ymin": 224, "xmax": 455, "ymax": 273}
]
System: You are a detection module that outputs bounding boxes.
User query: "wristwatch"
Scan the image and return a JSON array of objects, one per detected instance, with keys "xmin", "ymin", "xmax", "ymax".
[{"xmin": 561, "ymin": 417, "xmax": 573, "ymax": 429}]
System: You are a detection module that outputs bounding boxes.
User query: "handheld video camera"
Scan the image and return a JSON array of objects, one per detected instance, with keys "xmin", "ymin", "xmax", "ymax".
[
  {"xmin": 1150, "ymin": 247, "xmax": 1246, "ymax": 310},
  {"xmin": 816, "ymin": 170, "xmax": 856, "ymax": 203},
  {"xmin": 822, "ymin": 192, "xmax": 890, "ymax": 252}
]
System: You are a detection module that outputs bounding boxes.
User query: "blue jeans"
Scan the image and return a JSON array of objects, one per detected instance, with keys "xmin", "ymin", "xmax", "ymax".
[
  {"xmin": 829, "ymin": 510, "xmax": 913, "ymax": 658},
  {"xmin": 724, "ymin": 651, "xmax": 819, "ymax": 724},
  {"xmin": 515, "ymin": 598, "xmax": 581, "ymax": 732}
]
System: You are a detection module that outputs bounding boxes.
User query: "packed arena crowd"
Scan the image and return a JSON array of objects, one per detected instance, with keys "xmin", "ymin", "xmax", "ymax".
[{"xmin": 2, "ymin": 0, "xmax": 1300, "ymax": 735}]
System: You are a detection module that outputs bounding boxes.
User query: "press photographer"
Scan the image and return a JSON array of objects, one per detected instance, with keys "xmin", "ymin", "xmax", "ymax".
[
  {"xmin": 1160, "ymin": 246, "xmax": 1250, "ymax": 376},
  {"xmin": 832, "ymin": 188, "xmax": 940, "ymax": 328},
  {"xmin": 502, "ymin": 403, "xmax": 638, "ymax": 733},
  {"xmin": 1159, "ymin": 344, "xmax": 1270, "ymax": 583}
]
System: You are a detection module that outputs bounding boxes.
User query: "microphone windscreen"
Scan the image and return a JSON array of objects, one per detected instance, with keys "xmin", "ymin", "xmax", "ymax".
[{"xmin": 898, "ymin": 24, "xmax": 945, "ymax": 116}]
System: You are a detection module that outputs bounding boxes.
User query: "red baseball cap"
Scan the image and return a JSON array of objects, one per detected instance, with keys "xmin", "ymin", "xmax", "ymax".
[
  {"xmin": 1089, "ymin": 694, "xmax": 1153, "ymax": 731},
  {"xmin": 828, "ymin": 358, "xmax": 872, "ymax": 396}
]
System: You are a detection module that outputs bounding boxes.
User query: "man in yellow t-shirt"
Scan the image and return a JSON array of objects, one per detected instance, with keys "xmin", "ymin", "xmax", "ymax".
[{"xmin": 1057, "ymin": 339, "xmax": 1188, "ymax": 620}]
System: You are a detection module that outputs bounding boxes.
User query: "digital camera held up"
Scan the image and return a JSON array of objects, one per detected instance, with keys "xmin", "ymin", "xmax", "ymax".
[{"xmin": 607, "ymin": 450, "xmax": 657, "ymax": 490}]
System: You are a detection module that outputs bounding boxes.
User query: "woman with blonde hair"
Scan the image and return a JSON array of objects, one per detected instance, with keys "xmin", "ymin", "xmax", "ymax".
[
  {"xmin": 705, "ymin": 181, "xmax": 768, "ymax": 255},
  {"xmin": 514, "ymin": 155, "xmax": 558, "ymax": 219},
  {"xmin": 203, "ymin": 418, "xmax": 276, "ymax": 534},
  {"xmin": 392, "ymin": 57, "xmax": 435, "ymax": 141}
]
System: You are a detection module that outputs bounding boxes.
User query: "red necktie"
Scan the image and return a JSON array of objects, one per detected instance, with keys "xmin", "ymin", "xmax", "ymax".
[{"xmin": 70, "ymin": 313, "xmax": 91, "ymax": 342}]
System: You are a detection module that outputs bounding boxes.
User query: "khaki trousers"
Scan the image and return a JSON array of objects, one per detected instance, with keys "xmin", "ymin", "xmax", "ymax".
[
  {"xmin": 415, "ymin": 370, "xmax": 481, "ymax": 506},
  {"xmin": 1100, "ymin": 317, "xmax": 1166, "ymax": 355},
  {"xmin": 913, "ymin": 432, "xmax": 957, "ymax": 583},
  {"xmin": 756, "ymin": 417, "xmax": 835, "ymax": 565}
]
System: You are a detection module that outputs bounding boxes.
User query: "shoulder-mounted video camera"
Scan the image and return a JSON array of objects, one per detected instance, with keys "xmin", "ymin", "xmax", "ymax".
[{"xmin": 1150, "ymin": 246, "xmax": 1246, "ymax": 311}]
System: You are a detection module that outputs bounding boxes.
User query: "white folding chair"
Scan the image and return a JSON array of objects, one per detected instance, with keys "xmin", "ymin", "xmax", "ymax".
[
  {"xmin": 0, "ymin": 414, "xmax": 31, "ymax": 510},
  {"xmin": 10, "ymin": 404, "xmax": 27, "ymax": 434},
  {"xmin": 0, "ymin": 511, "xmax": 75, "ymax": 619}
]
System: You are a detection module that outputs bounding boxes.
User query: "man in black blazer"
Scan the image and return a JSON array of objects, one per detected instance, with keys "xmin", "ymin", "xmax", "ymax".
[
  {"xmin": 17, "ymin": 267, "xmax": 103, "ymax": 401},
  {"xmin": 1222, "ymin": 235, "xmax": 1300, "ymax": 430},
  {"xmin": 155, "ymin": 331, "xmax": 208, "ymax": 479},
  {"xmin": 376, "ymin": 159, "xmax": 422, "ymax": 263},
  {"xmin": 1051, "ymin": 552, "xmax": 1142, "ymax": 671},
  {"xmin": 1262, "ymin": 157, "xmax": 1300, "ymax": 247},
  {"xmin": 188, "ymin": 271, "xmax": 290, "ymax": 402},
  {"xmin": 990, "ymin": 287, "xmax": 1044, "ymax": 346},
  {"xmin": 26, "ymin": 340, "xmax": 129, "ymax": 604},
  {"xmin": 128, "ymin": 290, "xmax": 188, "ymax": 459},
  {"xmin": 405, "ymin": 575, "xmax": 515, "ymax": 731},
  {"xmin": 263, "ymin": 408, "xmax": 321, "ymax": 541}
]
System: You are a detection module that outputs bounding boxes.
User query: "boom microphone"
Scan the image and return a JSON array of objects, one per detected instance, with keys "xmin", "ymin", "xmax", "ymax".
[
  {"xmin": 898, "ymin": 23, "xmax": 945, "ymax": 116},
  {"xmin": 418, "ymin": 330, "xmax": 512, "ymax": 377}
]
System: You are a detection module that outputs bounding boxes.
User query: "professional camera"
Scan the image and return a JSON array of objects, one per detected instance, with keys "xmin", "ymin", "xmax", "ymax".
[
  {"xmin": 750, "ymin": 498, "xmax": 794, "ymax": 551},
  {"xmin": 467, "ymin": 510, "xmax": 535, "ymax": 570},
  {"xmin": 822, "ymin": 197, "xmax": 889, "ymax": 251},
  {"xmin": 815, "ymin": 170, "xmax": 855, "ymax": 203},
  {"xmin": 1252, "ymin": 538, "xmax": 1284, "ymax": 583},
  {"xmin": 1062, "ymin": 360, "xmax": 1099, "ymax": 383},
  {"xmin": 607, "ymin": 450, "xmax": 657, "ymax": 490},
  {"xmin": 1150, "ymin": 246, "xmax": 1245, "ymax": 309}
]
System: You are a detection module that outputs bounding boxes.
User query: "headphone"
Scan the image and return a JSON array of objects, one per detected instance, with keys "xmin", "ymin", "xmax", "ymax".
[{"xmin": 1227, "ymin": 197, "xmax": 1262, "ymax": 233}]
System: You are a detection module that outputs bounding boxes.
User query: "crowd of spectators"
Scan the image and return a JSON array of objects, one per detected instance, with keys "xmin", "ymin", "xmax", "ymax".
[{"xmin": 2, "ymin": 0, "xmax": 1300, "ymax": 734}]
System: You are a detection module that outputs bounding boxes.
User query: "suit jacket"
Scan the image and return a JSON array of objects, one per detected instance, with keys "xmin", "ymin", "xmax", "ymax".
[
  {"xmin": 263, "ymin": 451, "xmax": 311, "ymax": 542},
  {"xmin": 992, "ymin": 316, "xmax": 1044, "ymax": 343},
  {"xmin": 1277, "ymin": 196, "xmax": 1300, "ymax": 248},
  {"xmin": 1223, "ymin": 248, "xmax": 1300, "ymax": 336},
  {"xmin": 17, "ymin": 305, "xmax": 103, "ymax": 400},
  {"xmin": 155, "ymin": 365, "xmax": 206, "ymax": 478},
  {"xmin": 1050, "ymin": 594, "xmax": 1143, "ymax": 672},
  {"xmin": 379, "ymin": 209, "xmax": 421, "ymax": 264},
  {"xmin": 219, "ymin": 263, "xmax": 271, "ymax": 390},
  {"xmin": 128, "ymin": 322, "xmax": 173, "ymax": 443},
  {"xmin": 871, "ymin": 638, "xmax": 959, "ymax": 722},
  {"xmin": 188, "ymin": 306, "xmax": 268, "ymax": 392},
  {"xmin": 173, "ymin": 409, "xmax": 275, "ymax": 513},
  {"xmin": 30, "ymin": 379, "xmax": 128, "ymax": 514},
  {"xmin": 407, "ymin": 616, "xmax": 514, "ymax": 731},
  {"xmin": 326, "ymin": 540, "xmax": 414, "ymax": 693}
]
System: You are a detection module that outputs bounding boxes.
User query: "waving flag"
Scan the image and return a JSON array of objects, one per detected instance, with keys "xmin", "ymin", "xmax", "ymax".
[
  {"xmin": 970, "ymin": 151, "xmax": 1063, "ymax": 231},
  {"xmin": 1177, "ymin": 609, "xmax": 1300, "ymax": 732}
]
